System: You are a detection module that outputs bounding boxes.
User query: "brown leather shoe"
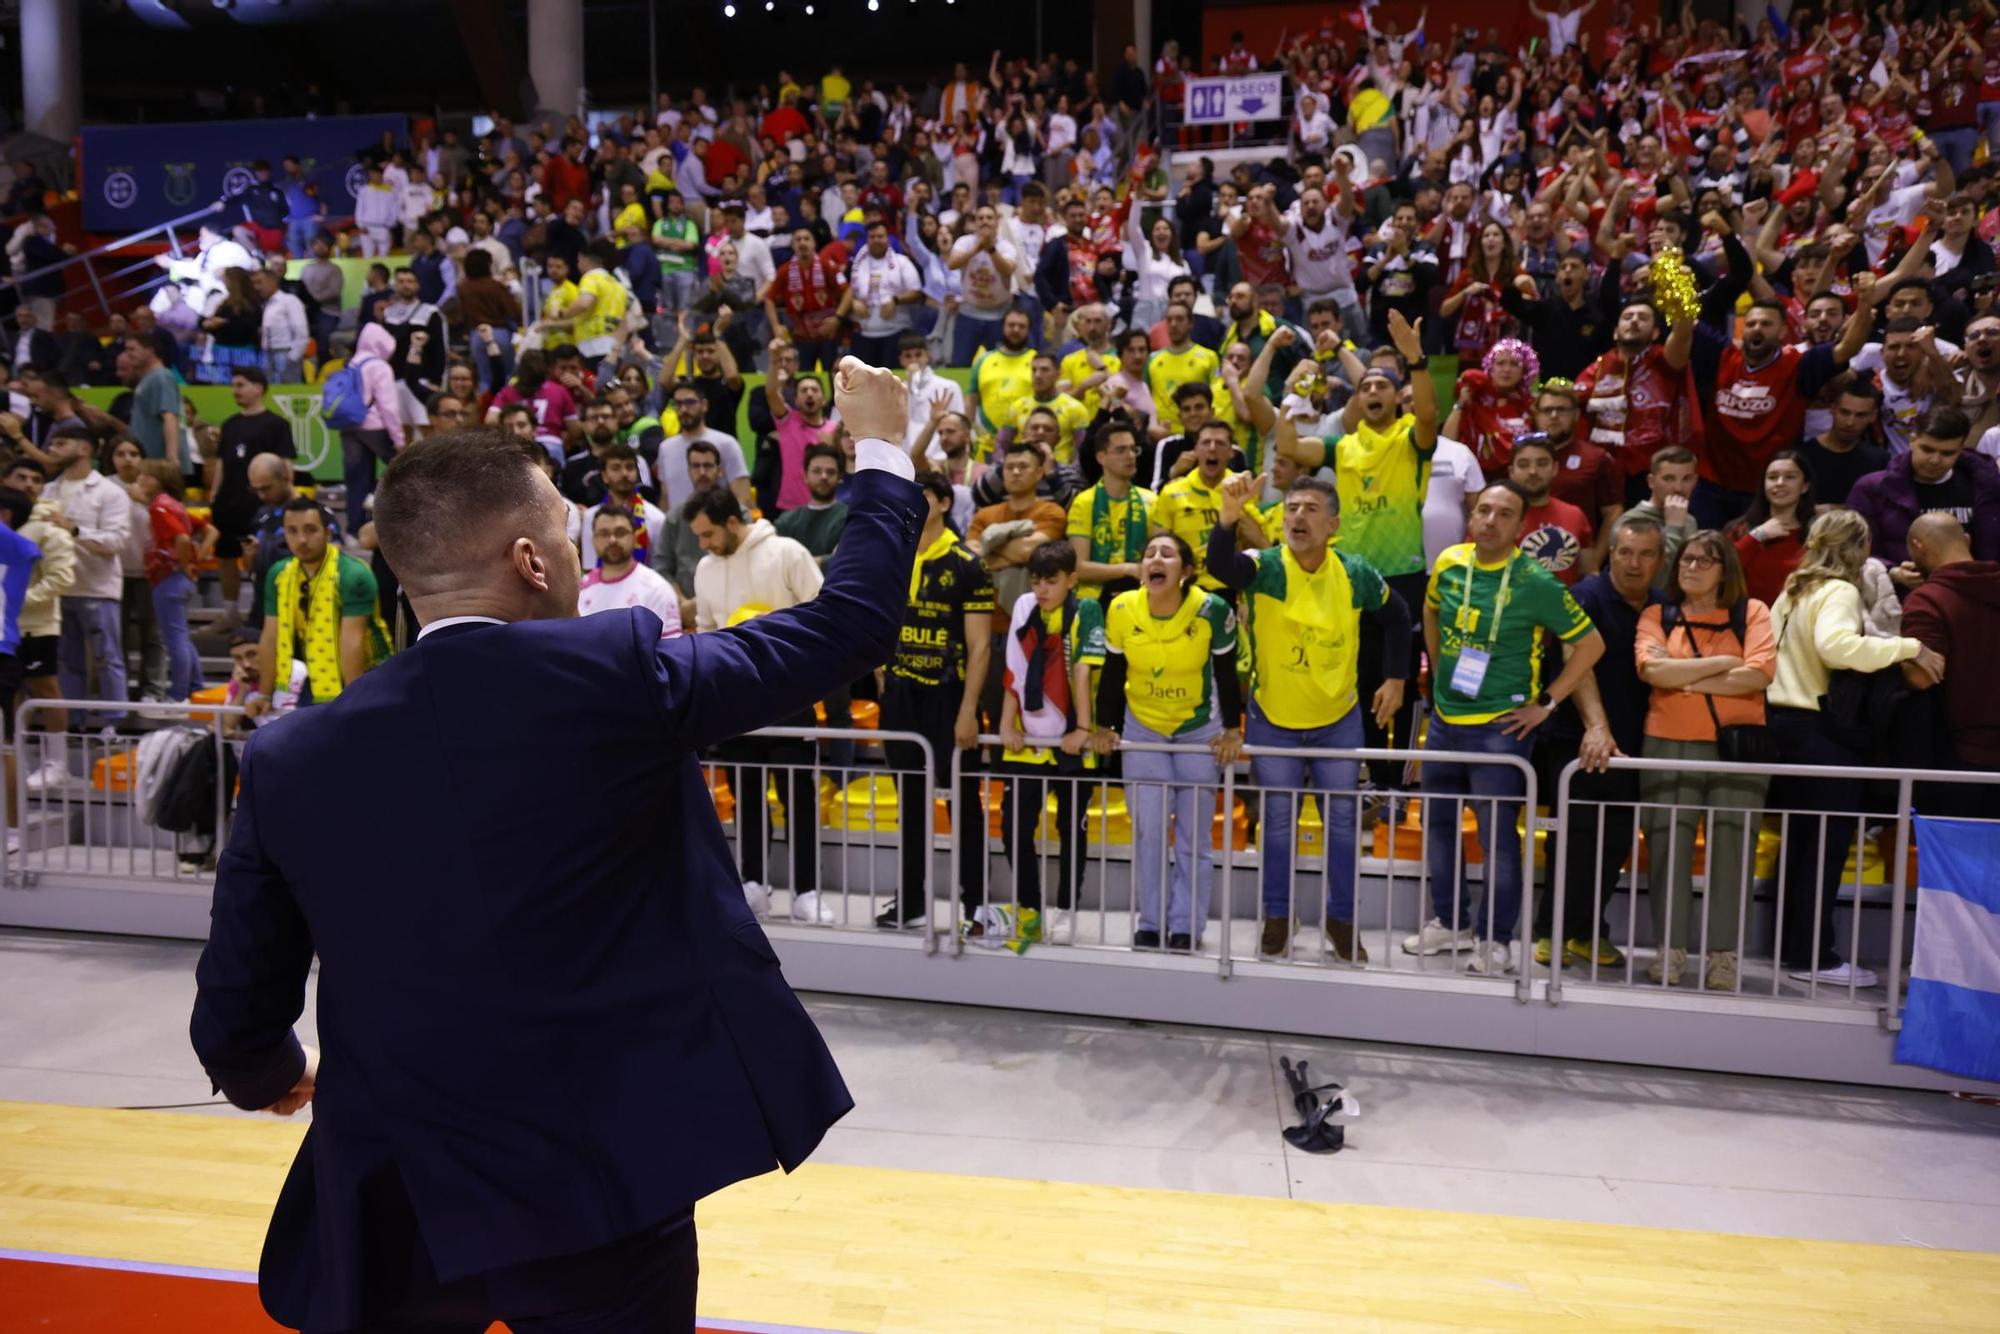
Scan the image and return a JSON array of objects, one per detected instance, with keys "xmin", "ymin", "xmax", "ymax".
[
  {"xmin": 1327, "ymin": 919, "xmax": 1369, "ymax": 963},
  {"xmin": 1259, "ymin": 917, "xmax": 1292, "ymax": 957}
]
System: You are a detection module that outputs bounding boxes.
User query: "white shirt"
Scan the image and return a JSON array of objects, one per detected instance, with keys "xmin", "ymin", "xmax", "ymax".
[
  {"xmin": 903, "ymin": 367, "xmax": 967, "ymax": 449},
  {"xmin": 729, "ymin": 230, "xmax": 776, "ymax": 291},
  {"xmin": 1297, "ymin": 109, "xmax": 1337, "ymax": 154},
  {"xmin": 261, "ymin": 289, "xmax": 311, "ymax": 357},
  {"xmin": 1283, "ymin": 213, "xmax": 1354, "ymax": 294},
  {"xmin": 949, "ymin": 234, "xmax": 1020, "ymax": 316},
  {"xmin": 1423, "ymin": 438, "xmax": 1485, "ymax": 571},
  {"xmin": 1543, "ymin": 6, "xmax": 1584, "ymax": 56},
  {"xmin": 49, "ymin": 469, "xmax": 132, "ymax": 601},
  {"xmin": 1046, "ymin": 113, "xmax": 1077, "ymax": 156},
  {"xmin": 580, "ymin": 498, "xmax": 667, "ymax": 571},
  {"xmin": 848, "ymin": 249, "xmax": 923, "ymax": 336},
  {"xmin": 578, "ymin": 561, "xmax": 683, "ymax": 635},
  {"xmin": 659, "ymin": 428, "xmax": 748, "ymax": 512}
]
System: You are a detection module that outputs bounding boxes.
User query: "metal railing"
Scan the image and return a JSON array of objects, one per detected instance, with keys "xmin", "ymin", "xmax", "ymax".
[
  {"xmin": 948, "ymin": 736, "xmax": 1539, "ymax": 993},
  {"xmin": 7, "ymin": 698, "xmax": 244, "ymax": 886},
  {"xmin": 1551, "ymin": 758, "xmax": 2000, "ymax": 1029},
  {"xmin": 4, "ymin": 202, "xmax": 236, "ymax": 326}
]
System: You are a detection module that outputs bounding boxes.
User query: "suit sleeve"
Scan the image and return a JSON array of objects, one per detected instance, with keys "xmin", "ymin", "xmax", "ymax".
[
  {"xmin": 189, "ymin": 739, "xmax": 313, "ymax": 1111},
  {"xmin": 650, "ymin": 467, "xmax": 924, "ymax": 751}
]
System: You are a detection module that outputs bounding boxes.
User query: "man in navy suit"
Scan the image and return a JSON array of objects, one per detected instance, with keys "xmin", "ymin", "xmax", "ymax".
[{"xmin": 190, "ymin": 359, "xmax": 924, "ymax": 1333}]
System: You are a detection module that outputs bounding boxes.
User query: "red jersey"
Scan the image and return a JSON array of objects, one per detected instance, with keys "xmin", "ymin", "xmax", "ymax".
[
  {"xmin": 1576, "ymin": 344, "xmax": 1701, "ymax": 478},
  {"xmin": 1827, "ymin": 12, "xmax": 1864, "ymax": 45},
  {"xmin": 1548, "ymin": 435, "xmax": 1624, "ymax": 522},
  {"xmin": 1053, "ymin": 233, "xmax": 1101, "ymax": 306},
  {"xmin": 1518, "ymin": 496, "xmax": 1595, "ymax": 585},
  {"xmin": 1453, "ymin": 368, "xmax": 1534, "ymax": 471},
  {"xmin": 1237, "ymin": 217, "xmax": 1290, "ymax": 288},
  {"xmin": 1704, "ymin": 342, "xmax": 1831, "ymax": 493},
  {"xmin": 1984, "ymin": 24, "xmax": 2000, "ymax": 103},
  {"xmin": 1782, "ymin": 51, "xmax": 1829, "ymax": 86},
  {"xmin": 763, "ymin": 253, "xmax": 847, "ymax": 337}
]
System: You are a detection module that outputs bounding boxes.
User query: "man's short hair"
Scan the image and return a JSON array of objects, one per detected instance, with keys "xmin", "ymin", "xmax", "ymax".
[
  {"xmin": 551, "ymin": 343, "xmax": 582, "ymax": 361},
  {"xmin": 802, "ymin": 442, "xmax": 843, "ymax": 472},
  {"xmin": 1172, "ymin": 381, "xmax": 1213, "ymax": 408},
  {"xmin": 1482, "ymin": 479, "xmax": 1531, "ymax": 511},
  {"xmin": 598, "ymin": 441, "xmax": 638, "ymax": 466},
  {"xmin": 913, "ymin": 469, "xmax": 954, "ymax": 506},
  {"xmin": 1510, "ymin": 435, "xmax": 1555, "ymax": 461},
  {"xmin": 232, "ymin": 365, "xmax": 269, "ymax": 388},
  {"xmin": 685, "ymin": 438, "xmax": 722, "ymax": 465},
  {"xmin": 1305, "ymin": 298, "xmax": 1338, "ymax": 322},
  {"xmin": 682, "ymin": 487, "xmax": 743, "ymax": 527},
  {"xmin": 592, "ymin": 503, "xmax": 636, "ymax": 531},
  {"xmin": 1650, "ymin": 445, "xmax": 1697, "ymax": 469},
  {"xmin": 36, "ymin": 369, "xmax": 67, "ymax": 394},
  {"xmin": 282, "ymin": 495, "xmax": 324, "ymax": 516},
  {"xmin": 1609, "ymin": 511, "xmax": 1665, "ymax": 547},
  {"xmin": 1194, "ymin": 419, "xmax": 1235, "ymax": 444},
  {"xmin": 374, "ymin": 429, "xmax": 550, "ymax": 584},
  {"xmin": 1883, "ymin": 316, "xmax": 1926, "ymax": 337},
  {"xmin": 1026, "ymin": 540, "xmax": 1077, "ymax": 580},
  {"xmin": 898, "ymin": 332, "xmax": 929, "ymax": 354},
  {"xmin": 1092, "ymin": 419, "xmax": 1138, "ymax": 456},
  {"xmin": 1829, "ymin": 372, "xmax": 1882, "ymax": 405},
  {"xmin": 1917, "ymin": 404, "xmax": 1972, "ymax": 444},
  {"xmin": 1287, "ymin": 474, "xmax": 1339, "ymax": 512},
  {"xmin": 5, "ymin": 458, "xmax": 45, "ymax": 481}
]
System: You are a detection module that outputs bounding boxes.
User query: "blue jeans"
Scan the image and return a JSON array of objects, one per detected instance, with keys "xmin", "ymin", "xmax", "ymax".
[
  {"xmin": 1422, "ymin": 716, "xmax": 1535, "ymax": 940},
  {"xmin": 341, "ymin": 427, "xmax": 397, "ymax": 534},
  {"xmin": 951, "ymin": 313, "xmax": 1005, "ymax": 368},
  {"xmin": 1248, "ymin": 705, "xmax": 1364, "ymax": 923},
  {"xmin": 1124, "ymin": 716, "xmax": 1220, "ymax": 938},
  {"xmin": 474, "ymin": 326, "xmax": 516, "ymax": 394},
  {"xmin": 150, "ymin": 573, "xmax": 201, "ymax": 701},
  {"xmin": 1017, "ymin": 293, "xmax": 1046, "ymax": 350},
  {"xmin": 1691, "ymin": 478, "xmax": 1753, "ymax": 531},
  {"xmin": 660, "ymin": 269, "xmax": 698, "ymax": 315},
  {"xmin": 285, "ymin": 217, "xmax": 322, "ymax": 257},
  {"xmin": 58, "ymin": 597, "xmax": 128, "ymax": 723},
  {"xmin": 1932, "ymin": 126, "xmax": 1980, "ymax": 177}
]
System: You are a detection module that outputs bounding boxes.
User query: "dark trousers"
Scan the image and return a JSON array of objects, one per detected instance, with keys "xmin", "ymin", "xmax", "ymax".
[
  {"xmin": 355, "ymin": 1209, "xmax": 697, "ymax": 1333},
  {"xmin": 716, "ymin": 708, "xmax": 820, "ymax": 890},
  {"xmin": 998, "ymin": 756, "xmax": 1088, "ymax": 912},
  {"xmin": 880, "ymin": 675, "xmax": 987, "ymax": 915},
  {"xmin": 1769, "ymin": 706, "xmax": 1866, "ymax": 970},
  {"xmin": 850, "ymin": 331, "xmax": 903, "ymax": 367},
  {"xmin": 1691, "ymin": 478, "xmax": 1755, "ymax": 531},
  {"xmin": 1533, "ymin": 741, "xmax": 1639, "ymax": 943},
  {"xmin": 1359, "ymin": 571, "xmax": 1427, "ymax": 789},
  {"xmin": 341, "ymin": 427, "xmax": 397, "ymax": 534},
  {"xmin": 791, "ymin": 337, "xmax": 841, "ymax": 373}
]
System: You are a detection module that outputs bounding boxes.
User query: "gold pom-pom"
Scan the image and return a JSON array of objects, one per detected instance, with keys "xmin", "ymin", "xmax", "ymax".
[{"xmin": 1652, "ymin": 244, "xmax": 1701, "ymax": 327}]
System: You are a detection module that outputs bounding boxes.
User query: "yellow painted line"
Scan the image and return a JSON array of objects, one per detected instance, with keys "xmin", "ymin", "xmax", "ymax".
[{"xmin": 2, "ymin": 1101, "xmax": 1996, "ymax": 1331}]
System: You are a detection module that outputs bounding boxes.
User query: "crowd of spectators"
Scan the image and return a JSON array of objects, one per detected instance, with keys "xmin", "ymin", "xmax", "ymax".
[{"xmin": 0, "ymin": 4, "xmax": 1996, "ymax": 976}]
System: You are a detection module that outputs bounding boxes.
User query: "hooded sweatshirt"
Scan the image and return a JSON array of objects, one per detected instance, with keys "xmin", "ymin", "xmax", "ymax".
[
  {"xmin": 690, "ymin": 518, "xmax": 822, "ymax": 632},
  {"xmin": 1847, "ymin": 450, "xmax": 2000, "ymax": 567},
  {"xmin": 351, "ymin": 322, "xmax": 406, "ymax": 447},
  {"xmin": 1900, "ymin": 559, "xmax": 2000, "ymax": 765}
]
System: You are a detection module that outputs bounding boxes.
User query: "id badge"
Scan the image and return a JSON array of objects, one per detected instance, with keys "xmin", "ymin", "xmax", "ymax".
[{"xmin": 1449, "ymin": 647, "xmax": 1491, "ymax": 697}]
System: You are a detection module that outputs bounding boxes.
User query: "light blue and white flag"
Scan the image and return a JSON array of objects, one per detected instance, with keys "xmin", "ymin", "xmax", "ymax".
[{"xmin": 1895, "ymin": 818, "xmax": 2000, "ymax": 1083}]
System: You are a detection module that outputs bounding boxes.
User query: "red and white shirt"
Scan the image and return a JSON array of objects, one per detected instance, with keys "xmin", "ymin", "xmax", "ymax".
[{"xmin": 578, "ymin": 561, "xmax": 683, "ymax": 637}]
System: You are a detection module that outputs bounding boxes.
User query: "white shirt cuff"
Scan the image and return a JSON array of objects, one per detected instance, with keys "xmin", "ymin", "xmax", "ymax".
[{"xmin": 854, "ymin": 436, "xmax": 916, "ymax": 482}]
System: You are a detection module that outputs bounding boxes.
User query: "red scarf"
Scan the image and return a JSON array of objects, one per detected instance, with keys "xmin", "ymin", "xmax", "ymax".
[{"xmin": 783, "ymin": 255, "xmax": 836, "ymax": 319}]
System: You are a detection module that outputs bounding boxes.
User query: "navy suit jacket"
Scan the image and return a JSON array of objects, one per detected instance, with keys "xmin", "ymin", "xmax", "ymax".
[{"xmin": 191, "ymin": 469, "xmax": 925, "ymax": 1332}]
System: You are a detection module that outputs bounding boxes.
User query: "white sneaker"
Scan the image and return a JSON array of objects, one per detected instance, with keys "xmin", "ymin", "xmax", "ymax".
[
  {"xmin": 742, "ymin": 881, "xmax": 770, "ymax": 917},
  {"xmin": 1467, "ymin": 940, "xmax": 1513, "ymax": 974},
  {"xmin": 4, "ymin": 831, "xmax": 18, "ymax": 855},
  {"xmin": 23, "ymin": 759, "xmax": 67, "ymax": 793},
  {"xmin": 790, "ymin": 889, "xmax": 839, "ymax": 924},
  {"xmin": 1788, "ymin": 961, "xmax": 1879, "ymax": 989},
  {"xmin": 1044, "ymin": 908, "xmax": 1074, "ymax": 944},
  {"xmin": 1401, "ymin": 918, "xmax": 1476, "ymax": 955}
]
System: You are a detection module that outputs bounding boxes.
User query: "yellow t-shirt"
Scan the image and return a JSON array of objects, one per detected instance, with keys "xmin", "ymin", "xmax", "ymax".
[
  {"xmin": 1007, "ymin": 391, "xmax": 1092, "ymax": 463},
  {"xmin": 1239, "ymin": 545, "xmax": 1390, "ymax": 729},
  {"xmin": 1332, "ymin": 413, "xmax": 1433, "ymax": 579},
  {"xmin": 1103, "ymin": 588, "xmax": 1239, "ymax": 738},
  {"xmin": 573, "ymin": 268, "xmax": 629, "ymax": 346},
  {"xmin": 1153, "ymin": 469, "xmax": 1257, "ymax": 591},
  {"xmin": 1064, "ymin": 482, "xmax": 1157, "ymax": 599},
  {"xmin": 972, "ymin": 345, "xmax": 1037, "ymax": 443},
  {"xmin": 1058, "ymin": 346, "xmax": 1111, "ymax": 417},
  {"xmin": 543, "ymin": 278, "xmax": 580, "ymax": 328},
  {"xmin": 1146, "ymin": 344, "xmax": 1221, "ymax": 433}
]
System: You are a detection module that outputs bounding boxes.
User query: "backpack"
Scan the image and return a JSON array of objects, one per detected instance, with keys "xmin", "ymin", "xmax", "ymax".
[{"xmin": 319, "ymin": 354, "xmax": 374, "ymax": 431}]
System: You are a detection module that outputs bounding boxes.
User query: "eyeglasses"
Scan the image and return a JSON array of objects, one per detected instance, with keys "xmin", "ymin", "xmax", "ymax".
[
  {"xmin": 673, "ymin": 399, "xmax": 703, "ymax": 412},
  {"xmin": 1678, "ymin": 552, "xmax": 1719, "ymax": 569}
]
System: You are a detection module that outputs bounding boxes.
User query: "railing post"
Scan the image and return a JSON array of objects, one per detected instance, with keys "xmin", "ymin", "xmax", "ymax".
[
  {"xmin": 1548, "ymin": 759, "xmax": 1577, "ymax": 1004},
  {"xmin": 1218, "ymin": 757, "xmax": 1235, "ymax": 979},
  {"xmin": 1515, "ymin": 757, "xmax": 1537, "ymax": 1004},
  {"xmin": 1883, "ymin": 776, "xmax": 1914, "ymax": 1031}
]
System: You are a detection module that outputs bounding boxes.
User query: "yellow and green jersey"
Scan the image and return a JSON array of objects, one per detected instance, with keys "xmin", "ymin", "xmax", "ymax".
[
  {"xmin": 1426, "ymin": 544, "xmax": 1593, "ymax": 724},
  {"xmin": 574, "ymin": 268, "xmax": 628, "ymax": 344},
  {"xmin": 1332, "ymin": 412, "xmax": 1433, "ymax": 579},
  {"xmin": 1239, "ymin": 545, "xmax": 1389, "ymax": 730},
  {"xmin": 1005, "ymin": 391, "xmax": 1092, "ymax": 463},
  {"xmin": 1058, "ymin": 345, "xmax": 1112, "ymax": 417},
  {"xmin": 1065, "ymin": 482, "xmax": 1156, "ymax": 599},
  {"xmin": 1153, "ymin": 469, "xmax": 1258, "ymax": 592},
  {"xmin": 1104, "ymin": 588, "xmax": 1238, "ymax": 738},
  {"xmin": 971, "ymin": 345, "xmax": 1037, "ymax": 443},
  {"xmin": 1145, "ymin": 343, "xmax": 1220, "ymax": 433}
]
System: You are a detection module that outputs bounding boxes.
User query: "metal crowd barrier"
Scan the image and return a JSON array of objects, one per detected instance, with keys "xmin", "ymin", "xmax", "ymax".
[
  {"xmin": 1551, "ymin": 757, "xmax": 2000, "ymax": 1029},
  {"xmin": 947, "ymin": 736, "xmax": 1540, "ymax": 996},
  {"xmin": 6, "ymin": 698, "xmax": 245, "ymax": 886}
]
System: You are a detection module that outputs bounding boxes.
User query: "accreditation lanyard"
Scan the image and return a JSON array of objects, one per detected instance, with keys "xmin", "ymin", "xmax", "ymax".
[{"xmin": 1447, "ymin": 557, "xmax": 1512, "ymax": 698}]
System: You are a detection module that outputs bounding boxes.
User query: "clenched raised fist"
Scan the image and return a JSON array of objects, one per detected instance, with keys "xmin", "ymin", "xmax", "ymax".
[{"xmin": 834, "ymin": 355, "xmax": 909, "ymax": 444}]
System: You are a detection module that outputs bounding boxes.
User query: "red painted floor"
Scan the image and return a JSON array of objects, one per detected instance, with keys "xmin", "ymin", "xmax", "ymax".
[{"xmin": 0, "ymin": 1257, "xmax": 756, "ymax": 1332}]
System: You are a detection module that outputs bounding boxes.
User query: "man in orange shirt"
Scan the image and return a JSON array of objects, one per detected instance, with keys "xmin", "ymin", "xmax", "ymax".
[{"xmin": 968, "ymin": 442, "xmax": 1069, "ymax": 720}]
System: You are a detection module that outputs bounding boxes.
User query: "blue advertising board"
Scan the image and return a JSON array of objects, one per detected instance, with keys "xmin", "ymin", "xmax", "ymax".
[{"xmin": 79, "ymin": 114, "xmax": 408, "ymax": 233}]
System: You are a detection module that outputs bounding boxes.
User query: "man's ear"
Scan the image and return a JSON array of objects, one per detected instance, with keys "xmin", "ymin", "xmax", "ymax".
[{"xmin": 511, "ymin": 535, "xmax": 551, "ymax": 592}]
